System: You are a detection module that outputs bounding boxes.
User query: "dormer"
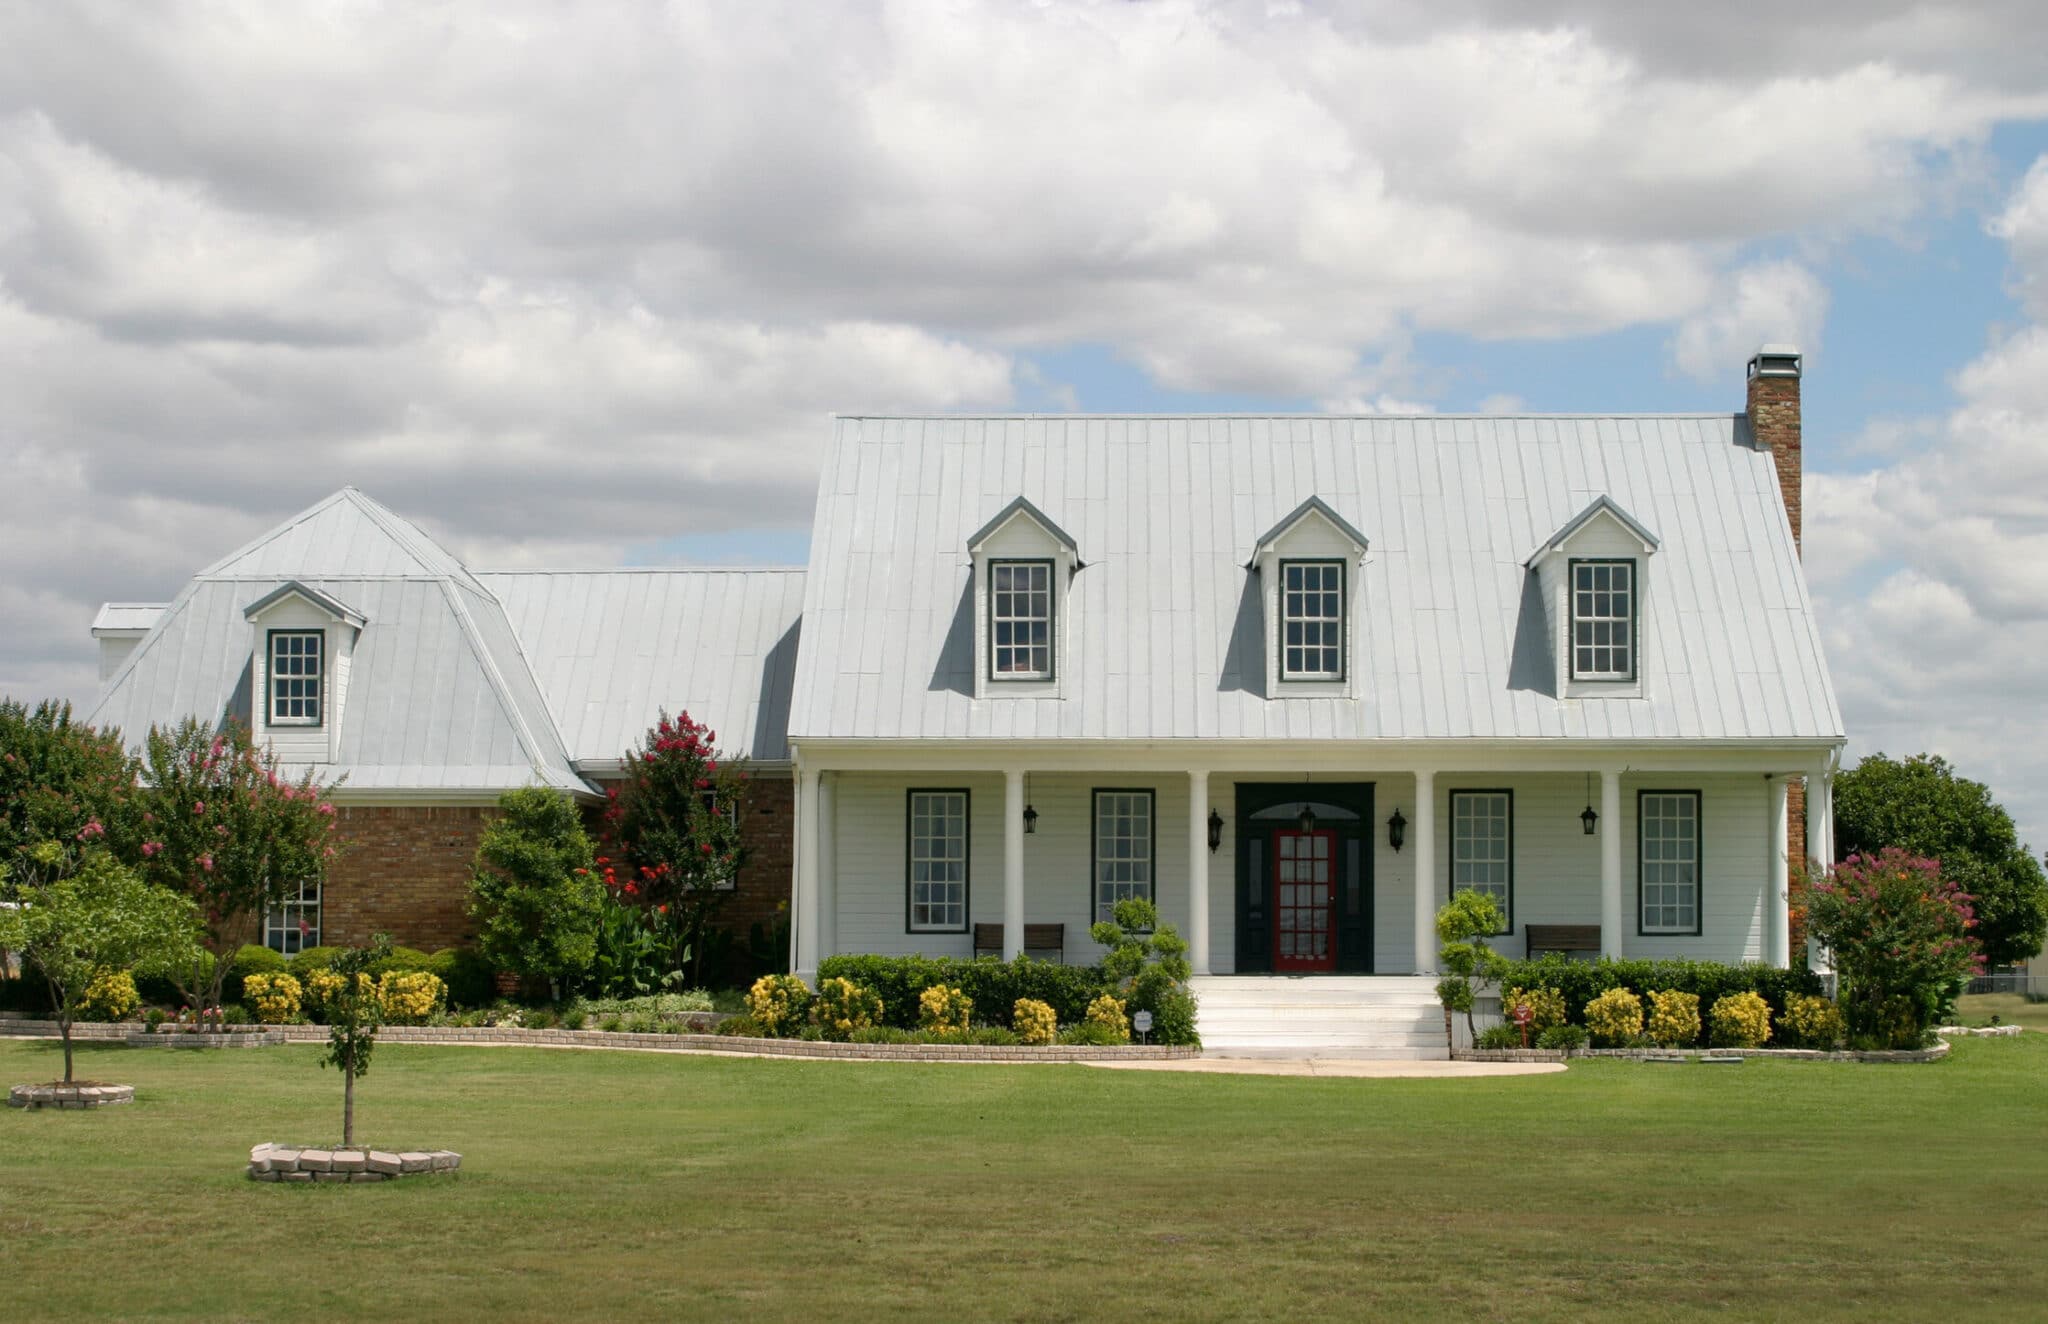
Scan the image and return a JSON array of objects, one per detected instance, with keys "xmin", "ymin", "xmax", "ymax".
[
  {"xmin": 967, "ymin": 497, "xmax": 1082, "ymax": 700},
  {"xmin": 244, "ymin": 581, "xmax": 367, "ymax": 764},
  {"xmin": 91, "ymin": 603, "xmax": 165, "ymax": 684},
  {"xmin": 1525, "ymin": 496, "xmax": 1659, "ymax": 699},
  {"xmin": 1247, "ymin": 497, "xmax": 1370, "ymax": 698}
]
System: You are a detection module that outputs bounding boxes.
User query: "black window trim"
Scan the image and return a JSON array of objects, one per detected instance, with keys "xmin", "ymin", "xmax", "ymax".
[
  {"xmin": 1276, "ymin": 557, "xmax": 1347, "ymax": 683},
  {"xmin": 1636, "ymin": 788, "xmax": 1704, "ymax": 938},
  {"xmin": 1447, "ymin": 787, "xmax": 1515, "ymax": 936},
  {"xmin": 904, "ymin": 787, "xmax": 972, "ymax": 935},
  {"xmin": 1567, "ymin": 557, "xmax": 1638, "ymax": 683},
  {"xmin": 1090, "ymin": 786, "xmax": 1159, "ymax": 927},
  {"xmin": 986, "ymin": 557, "xmax": 1057, "ymax": 684},
  {"xmin": 266, "ymin": 627, "xmax": 325, "ymax": 728}
]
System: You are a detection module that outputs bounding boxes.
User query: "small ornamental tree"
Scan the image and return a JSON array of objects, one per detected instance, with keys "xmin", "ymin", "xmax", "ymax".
[
  {"xmin": 320, "ymin": 936, "xmax": 390, "ymax": 1148},
  {"xmin": 0, "ymin": 698, "xmax": 142, "ymax": 880},
  {"xmin": 468, "ymin": 787, "xmax": 603, "ymax": 999},
  {"xmin": 136, "ymin": 719, "xmax": 340, "ymax": 1023},
  {"xmin": 1435, "ymin": 888, "xmax": 1507, "ymax": 1045},
  {"xmin": 1807, "ymin": 848, "xmax": 1983, "ymax": 1049},
  {"xmin": 1090, "ymin": 896, "xmax": 1199, "ymax": 1045},
  {"xmin": 0, "ymin": 853, "xmax": 202, "ymax": 1082},
  {"xmin": 603, "ymin": 710, "xmax": 748, "ymax": 982}
]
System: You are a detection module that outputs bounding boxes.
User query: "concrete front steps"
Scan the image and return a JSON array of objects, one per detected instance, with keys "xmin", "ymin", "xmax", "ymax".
[{"xmin": 1191, "ymin": 975, "xmax": 1450, "ymax": 1060}]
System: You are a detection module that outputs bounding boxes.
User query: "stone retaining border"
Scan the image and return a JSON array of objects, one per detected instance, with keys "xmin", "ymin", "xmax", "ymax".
[
  {"xmin": 1455, "ymin": 1039, "xmax": 1952, "ymax": 1065},
  {"xmin": 1937, "ymin": 1024, "xmax": 2024, "ymax": 1038},
  {"xmin": 248, "ymin": 1143, "xmax": 460, "ymax": 1183},
  {"xmin": 1, "ymin": 1018, "xmax": 1197, "ymax": 1063},
  {"xmin": 9, "ymin": 1082, "xmax": 136, "ymax": 1109},
  {"xmin": 125, "ymin": 1030, "xmax": 287, "ymax": 1049}
]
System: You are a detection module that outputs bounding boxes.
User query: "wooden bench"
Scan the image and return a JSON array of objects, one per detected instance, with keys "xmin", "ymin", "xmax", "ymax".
[
  {"xmin": 973, "ymin": 923, "xmax": 1066, "ymax": 964},
  {"xmin": 1525, "ymin": 924, "xmax": 1601, "ymax": 960}
]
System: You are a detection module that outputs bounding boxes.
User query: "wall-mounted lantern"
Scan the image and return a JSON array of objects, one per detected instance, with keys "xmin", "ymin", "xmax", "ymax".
[
  {"xmin": 1207, "ymin": 808, "xmax": 1224, "ymax": 853},
  {"xmin": 1387, "ymin": 807, "xmax": 1407, "ymax": 852}
]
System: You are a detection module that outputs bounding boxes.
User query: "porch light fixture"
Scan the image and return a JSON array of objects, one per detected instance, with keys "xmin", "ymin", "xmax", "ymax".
[
  {"xmin": 1387, "ymin": 807, "xmax": 1407, "ymax": 852},
  {"xmin": 1580, "ymin": 775, "xmax": 1598, "ymax": 835},
  {"xmin": 1297, "ymin": 804, "xmax": 1317, "ymax": 835},
  {"xmin": 1023, "ymin": 774, "xmax": 1038, "ymax": 834},
  {"xmin": 1207, "ymin": 808, "xmax": 1224, "ymax": 853}
]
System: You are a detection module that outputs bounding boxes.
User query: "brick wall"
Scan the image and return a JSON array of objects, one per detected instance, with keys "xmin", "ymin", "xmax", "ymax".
[
  {"xmin": 1746, "ymin": 360, "xmax": 1802, "ymax": 548},
  {"xmin": 324, "ymin": 805, "xmax": 492, "ymax": 951}
]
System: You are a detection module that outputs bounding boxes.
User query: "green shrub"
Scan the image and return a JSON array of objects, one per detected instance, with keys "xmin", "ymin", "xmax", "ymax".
[
  {"xmin": 1584, "ymin": 987, "xmax": 1644, "ymax": 1046},
  {"xmin": 812, "ymin": 977, "xmax": 884, "ymax": 1040},
  {"xmin": 1084, "ymin": 994, "xmax": 1129, "ymax": 1040},
  {"xmin": 222, "ymin": 945, "xmax": 286, "ymax": 1005},
  {"xmin": 817, "ymin": 953, "xmax": 1105, "ymax": 1028},
  {"xmin": 1475, "ymin": 1024, "xmax": 1521, "ymax": 1050},
  {"xmin": 917, "ymin": 984, "xmax": 973, "ymax": 1038},
  {"xmin": 714, "ymin": 1014, "xmax": 762, "ymax": 1037},
  {"xmin": 365, "ymin": 946, "xmax": 434, "ymax": 978},
  {"xmin": 1536, "ymin": 1023, "xmax": 1588, "ymax": 1050},
  {"xmin": 427, "ymin": 947, "xmax": 498, "ymax": 1009},
  {"xmin": 746, "ymin": 973, "xmax": 811, "ymax": 1037},
  {"xmin": 376, "ymin": 970, "xmax": 445, "ymax": 1025},
  {"xmin": 1488, "ymin": 955, "xmax": 1823, "ymax": 1026},
  {"xmin": 1501, "ymin": 985, "xmax": 1568, "ymax": 1035},
  {"xmin": 1646, "ymin": 989, "xmax": 1702, "ymax": 1047},
  {"xmin": 847, "ymin": 1025, "xmax": 917, "ymax": 1045},
  {"xmin": 1058, "ymin": 1020, "xmax": 1128, "ymax": 1047},
  {"xmin": 1777, "ymin": 993, "xmax": 1844, "ymax": 1049},
  {"xmin": 244, "ymin": 972, "xmax": 303, "ymax": 1024},
  {"xmin": 1013, "ymin": 998, "xmax": 1057, "ymax": 1046},
  {"xmin": 966, "ymin": 1025, "xmax": 1020, "ymax": 1046},
  {"xmin": 1709, "ymin": 991, "xmax": 1773, "ymax": 1048},
  {"xmin": 288, "ymin": 946, "xmax": 346, "ymax": 983}
]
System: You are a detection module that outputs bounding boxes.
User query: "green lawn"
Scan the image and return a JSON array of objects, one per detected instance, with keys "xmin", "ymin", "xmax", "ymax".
[
  {"xmin": 4, "ymin": 1037, "xmax": 2046, "ymax": 1322},
  {"xmin": 1955, "ymin": 991, "xmax": 2048, "ymax": 1031}
]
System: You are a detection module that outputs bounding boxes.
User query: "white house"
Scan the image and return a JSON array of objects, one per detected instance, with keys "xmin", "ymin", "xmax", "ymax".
[{"xmin": 782, "ymin": 348, "xmax": 1842, "ymax": 1039}]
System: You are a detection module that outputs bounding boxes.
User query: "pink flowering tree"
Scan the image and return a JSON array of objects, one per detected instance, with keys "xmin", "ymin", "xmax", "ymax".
[
  {"xmin": 0, "ymin": 698, "xmax": 142, "ymax": 883},
  {"xmin": 136, "ymin": 718, "xmax": 340, "ymax": 1023},
  {"xmin": 1806, "ymin": 847, "xmax": 1984, "ymax": 1049},
  {"xmin": 602, "ymin": 710, "xmax": 747, "ymax": 984}
]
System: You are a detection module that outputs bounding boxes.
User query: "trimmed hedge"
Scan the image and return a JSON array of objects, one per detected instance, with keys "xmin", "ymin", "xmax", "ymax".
[
  {"xmin": 817, "ymin": 954, "xmax": 1107, "ymax": 1029},
  {"xmin": 1489, "ymin": 956, "xmax": 1824, "ymax": 1024},
  {"xmin": 428, "ymin": 947, "xmax": 496, "ymax": 1009}
]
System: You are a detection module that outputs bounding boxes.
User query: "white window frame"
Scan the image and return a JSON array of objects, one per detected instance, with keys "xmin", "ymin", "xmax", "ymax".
[
  {"xmin": 1639, "ymin": 791, "xmax": 1701, "ymax": 936},
  {"xmin": 1092, "ymin": 789, "xmax": 1155, "ymax": 925},
  {"xmin": 1570, "ymin": 559, "xmax": 1636, "ymax": 681},
  {"xmin": 907, "ymin": 789, "xmax": 970, "ymax": 933},
  {"xmin": 268, "ymin": 629, "xmax": 324, "ymax": 726},
  {"xmin": 988, "ymin": 559, "xmax": 1054, "ymax": 681},
  {"xmin": 1279, "ymin": 559, "xmax": 1345, "ymax": 681},
  {"xmin": 1450, "ymin": 789, "xmax": 1513, "ymax": 933},
  {"xmin": 264, "ymin": 880, "xmax": 322, "ymax": 955}
]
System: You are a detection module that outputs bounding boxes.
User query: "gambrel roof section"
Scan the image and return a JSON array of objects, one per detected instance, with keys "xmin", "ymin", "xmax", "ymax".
[{"xmin": 1524, "ymin": 495, "xmax": 1661, "ymax": 566}]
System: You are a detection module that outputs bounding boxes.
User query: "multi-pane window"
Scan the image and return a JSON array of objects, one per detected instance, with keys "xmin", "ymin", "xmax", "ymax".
[
  {"xmin": 1281, "ymin": 560, "xmax": 1344, "ymax": 680},
  {"xmin": 1640, "ymin": 791, "xmax": 1701, "ymax": 934},
  {"xmin": 264, "ymin": 880, "xmax": 321, "ymax": 955},
  {"xmin": 1571, "ymin": 560, "xmax": 1635, "ymax": 680},
  {"xmin": 268, "ymin": 630, "xmax": 323, "ymax": 724},
  {"xmin": 907, "ymin": 790, "xmax": 969, "ymax": 932},
  {"xmin": 989, "ymin": 560, "xmax": 1053, "ymax": 679},
  {"xmin": 1093, "ymin": 790, "xmax": 1154, "ymax": 924},
  {"xmin": 1450, "ymin": 791, "xmax": 1512, "ymax": 930}
]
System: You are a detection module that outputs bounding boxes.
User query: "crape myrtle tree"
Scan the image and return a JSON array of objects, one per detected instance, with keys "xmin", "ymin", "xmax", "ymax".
[
  {"xmin": 603, "ymin": 710, "xmax": 747, "ymax": 984},
  {"xmin": 0, "ymin": 853, "xmax": 203, "ymax": 1082},
  {"xmin": 137, "ymin": 719, "xmax": 339, "ymax": 1022},
  {"xmin": 1807, "ymin": 848, "xmax": 1983, "ymax": 1048},
  {"xmin": 1834, "ymin": 753, "xmax": 2048, "ymax": 969},
  {"xmin": 0, "ymin": 698, "xmax": 142, "ymax": 881}
]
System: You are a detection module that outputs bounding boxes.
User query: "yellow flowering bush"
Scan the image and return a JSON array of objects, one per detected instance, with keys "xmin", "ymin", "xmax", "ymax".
[
  {"xmin": 307, "ymin": 969, "xmax": 374, "ymax": 1020},
  {"xmin": 1085, "ymin": 994, "xmax": 1130, "ymax": 1041},
  {"xmin": 811, "ymin": 977, "xmax": 884, "ymax": 1039},
  {"xmin": 1013, "ymin": 998, "xmax": 1058, "ymax": 1046},
  {"xmin": 918, "ymin": 984, "xmax": 973, "ymax": 1038},
  {"xmin": 746, "ymin": 973, "xmax": 812, "ymax": 1037},
  {"xmin": 1646, "ymin": 989, "xmax": 1702, "ymax": 1047},
  {"xmin": 377, "ymin": 970, "xmax": 446, "ymax": 1025},
  {"xmin": 1584, "ymin": 987, "xmax": 1644, "ymax": 1047},
  {"xmin": 79, "ymin": 969, "xmax": 140, "ymax": 1022},
  {"xmin": 1501, "ymin": 986, "xmax": 1568, "ymax": 1034},
  {"xmin": 1777, "ymin": 993, "xmax": 1844, "ymax": 1049},
  {"xmin": 1709, "ymin": 991, "xmax": 1773, "ymax": 1048},
  {"xmin": 244, "ymin": 971, "xmax": 304, "ymax": 1024}
]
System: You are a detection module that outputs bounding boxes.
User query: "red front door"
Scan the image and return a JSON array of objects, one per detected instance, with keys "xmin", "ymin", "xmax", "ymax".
[{"xmin": 1273, "ymin": 829, "xmax": 1337, "ymax": 972}]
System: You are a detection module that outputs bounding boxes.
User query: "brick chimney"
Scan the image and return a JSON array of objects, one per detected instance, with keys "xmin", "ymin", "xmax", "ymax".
[{"xmin": 1746, "ymin": 344, "xmax": 1803, "ymax": 552}]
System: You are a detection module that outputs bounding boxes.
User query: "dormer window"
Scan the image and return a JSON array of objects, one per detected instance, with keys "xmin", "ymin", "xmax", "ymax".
[
  {"xmin": 989, "ymin": 559, "xmax": 1054, "ymax": 680},
  {"xmin": 1569, "ymin": 559, "xmax": 1635, "ymax": 681},
  {"xmin": 268, "ymin": 630, "xmax": 325, "ymax": 725},
  {"xmin": 1280, "ymin": 560, "xmax": 1345, "ymax": 681}
]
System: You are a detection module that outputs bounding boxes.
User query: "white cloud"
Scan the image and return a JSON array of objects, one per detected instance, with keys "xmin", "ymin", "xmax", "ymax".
[{"xmin": 1668, "ymin": 260, "xmax": 1830, "ymax": 384}]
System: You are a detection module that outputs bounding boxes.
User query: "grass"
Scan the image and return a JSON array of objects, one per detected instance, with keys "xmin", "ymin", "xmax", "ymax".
[
  {"xmin": 1954, "ymin": 991, "xmax": 2048, "ymax": 1031},
  {"xmin": 4, "ymin": 1037, "xmax": 2047, "ymax": 1322}
]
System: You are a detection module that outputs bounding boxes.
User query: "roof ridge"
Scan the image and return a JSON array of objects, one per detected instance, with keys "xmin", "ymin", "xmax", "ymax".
[{"xmin": 832, "ymin": 411, "xmax": 1743, "ymax": 421}]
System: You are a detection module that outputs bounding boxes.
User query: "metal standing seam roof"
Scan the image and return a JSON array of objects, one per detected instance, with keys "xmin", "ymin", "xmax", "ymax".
[
  {"xmin": 788, "ymin": 414, "xmax": 1845, "ymax": 745},
  {"xmin": 90, "ymin": 603, "xmax": 167, "ymax": 634}
]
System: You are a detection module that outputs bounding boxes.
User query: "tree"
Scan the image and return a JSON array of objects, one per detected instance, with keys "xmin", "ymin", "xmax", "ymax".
[
  {"xmin": 1807, "ymin": 848, "xmax": 1982, "ymax": 1048},
  {"xmin": 320, "ymin": 937, "xmax": 390, "ymax": 1148},
  {"xmin": 0, "ymin": 698, "xmax": 141, "ymax": 879},
  {"xmin": 1834, "ymin": 753, "xmax": 2048, "ymax": 968},
  {"xmin": 1435, "ymin": 888, "xmax": 1507, "ymax": 1044},
  {"xmin": 469, "ymin": 786, "xmax": 604, "ymax": 999},
  {"xmin": 136, "ymin": 718, "xmax": 340, "ymax": 1020},
  {"xmin": 1090, "ymin": 896, "xmax": 1199, "ymax": 1044},
  {"xmin": 0, "ymin": 853, "xmax": 203, "ymax": 1082},
  {"xmin": 602, "ymin": 710, "xmax": 747, "ymax": 983}
]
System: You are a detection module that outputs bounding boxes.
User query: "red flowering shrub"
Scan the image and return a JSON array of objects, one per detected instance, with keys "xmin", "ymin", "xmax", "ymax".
[{"xmin": 1806, "ymin": 847, "xmax": 1983, "ymax": 1049}]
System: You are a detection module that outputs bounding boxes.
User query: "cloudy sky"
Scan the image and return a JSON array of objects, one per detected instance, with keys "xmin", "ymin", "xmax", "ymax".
[{"xmin": 4, "ymin": 1, "xmax": 2047, "ymax": 842}]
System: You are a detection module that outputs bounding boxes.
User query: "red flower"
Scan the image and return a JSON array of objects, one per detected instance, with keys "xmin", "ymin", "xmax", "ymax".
[{"xmin": 624, "ymin": 882, "xmax": 639, "ymax": 897}]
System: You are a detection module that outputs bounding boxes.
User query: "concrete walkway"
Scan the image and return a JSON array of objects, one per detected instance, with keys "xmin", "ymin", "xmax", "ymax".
[{"xmin": 1084, "ymin": 1055, "xmax": 1564, "ymax": 1079}]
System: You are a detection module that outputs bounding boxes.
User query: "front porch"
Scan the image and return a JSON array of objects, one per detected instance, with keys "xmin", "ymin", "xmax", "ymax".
[{"xmin": 787, "ymin": 752, "xmax": 1837, "ymax": 982}]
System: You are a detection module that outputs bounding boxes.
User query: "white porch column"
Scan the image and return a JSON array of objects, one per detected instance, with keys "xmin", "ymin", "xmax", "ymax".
[
  {"xmin": 817, "ymin": 772, "xmax": 837, "ymax": 967},
  {"xmin": 1187, "ymin": 770, "xmax": 1211, "ymax": 976},
  {"xmin": 1412, "ymin": 770, "xmax": 1436, "ymax": 974},
  {"xmin": 1806, "ymin": 767, "xmax": 1830, "ymax": 872},
  {"xmin": 1600, "ymin": 769, "xmax": 1624, "ymax": 961},
  {"xmin": 794, "ymin": 765, "xmax": 821, "ymax": 982},
  {"xmin": 1767, "ymin": 774, "xmax": 1791, "ymax": 968},
  {"xmin": 1003, "ymin": 767, "xmax": 1026, "ymax": 961}
]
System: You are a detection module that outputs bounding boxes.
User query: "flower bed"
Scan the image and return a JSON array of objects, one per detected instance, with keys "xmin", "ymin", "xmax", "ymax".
[
  {"xmin": 1453, "ymin": 1039, "xmax": 1951, "ymax": 1065},
  {"xmin": 247, "ymin": 1143, "xmax": 460, "ymax": 1183},
  {"xmin": 9, "ymin": 1081, "xmax": 136, "ymax": 1109}
]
